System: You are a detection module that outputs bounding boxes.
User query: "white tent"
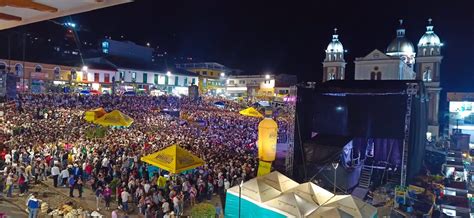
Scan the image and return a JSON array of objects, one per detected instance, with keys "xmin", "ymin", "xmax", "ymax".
[
  {"xmin": 260, "ymin": 171, "xmax": 299, "ymax": 192},
  {"xmin": 323, "ymin": 195, "xmax": 377, "ymax": 218},
  {"xmin": 286, "ymin": 182, "xmax": 334, "ymax": 206},
  {"xmin": 227, "ymin": 177, "xmax": 281, "ymax": 203},
  {"xmin": 307, "ymin": 207, "xmax": 352, "ymax": 218},
  {"xmin": 264, "ymin": 192, "xmax": 319, "ymax": 217},
  {"xmin": 225, "ymin": 171, "xmax": 378, "ymax": 218},
  {"xmin": 0, "ymin": 0, "xmax": 131, "ymax": 30}
]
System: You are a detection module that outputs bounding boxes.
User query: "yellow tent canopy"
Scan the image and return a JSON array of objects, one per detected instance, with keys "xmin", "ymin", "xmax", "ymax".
[
  {"xmin": 140, "ymin": 144, "xmax": 205, "ymax": 174},
  {"xmin": 239, "ymin": 107, "xmax": 264, "ymax": 118},
  {"xmin": 94, "ymin": 110, "xmax": 134, "ymax": 127},
  {"xmin": 84, "ymin": 107, "xmax": 107, "ymax": 122}
]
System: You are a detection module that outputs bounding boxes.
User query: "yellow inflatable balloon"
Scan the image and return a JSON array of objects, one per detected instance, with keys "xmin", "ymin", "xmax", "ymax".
[{"xmin": 258, "ymin": 117, "xmax": 278, "ymax": 162}]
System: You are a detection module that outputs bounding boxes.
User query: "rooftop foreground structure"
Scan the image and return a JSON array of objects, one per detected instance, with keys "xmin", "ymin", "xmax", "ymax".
[{"xmin": 0, "ymin": 0, "xmax": 131, "ymax": 30}]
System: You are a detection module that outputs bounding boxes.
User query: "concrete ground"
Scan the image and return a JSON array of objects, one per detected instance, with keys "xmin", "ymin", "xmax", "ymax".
[{"xmin": 3, "ymin": 179, "xmax": 224, "ymax": 218}]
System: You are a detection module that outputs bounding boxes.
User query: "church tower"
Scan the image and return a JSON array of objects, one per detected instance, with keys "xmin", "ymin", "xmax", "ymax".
[
  {"xmin": 322, "ymin": 28, "xmax": 346, "ymax": 82},
  {"xmin": 417, "ymin": 18, "xmax": 443, "ymax": 138}
]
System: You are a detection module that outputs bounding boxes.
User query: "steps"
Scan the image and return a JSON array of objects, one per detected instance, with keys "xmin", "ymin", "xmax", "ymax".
[
  {"xmin": 387, "ymin": 172, "xmax": 401, "ymax": 184},
  {"xmin": 359, "ymin": 165, "xmax": 373, "ymax": 189}
]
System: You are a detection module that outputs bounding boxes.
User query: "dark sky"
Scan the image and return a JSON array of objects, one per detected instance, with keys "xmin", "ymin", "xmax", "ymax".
[{"xmin": 13, "ymin": 0, "xmax": 474, "ymax": 90}]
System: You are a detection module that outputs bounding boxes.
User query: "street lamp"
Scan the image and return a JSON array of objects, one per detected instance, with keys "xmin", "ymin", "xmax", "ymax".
[
  {"xmin": 265, "ymin": 74, "xmax": 270, "ymax": 80},
  {"xmin": 82, "ymin": 66, "xmax": 88, "ymax": 72},
  {"xmin": 220, "ymin": 72, "xmax": 225, "ymax": 77},
  {"xmin": 167, "ymin": 71, "xmax": 172, "ymax": 76},
  {"xmin": 332, "ymin": 161, "xmax": 339, "ymax": 194},
  {"xmin": 238, "ymin": 180, "xmax": 244, "ymax": 218}
]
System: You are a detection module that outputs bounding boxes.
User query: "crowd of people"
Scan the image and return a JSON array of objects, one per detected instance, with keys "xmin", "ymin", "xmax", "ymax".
[{"xmin": 0, "ymin": 93, "xmax": 290, "ymax": 217}]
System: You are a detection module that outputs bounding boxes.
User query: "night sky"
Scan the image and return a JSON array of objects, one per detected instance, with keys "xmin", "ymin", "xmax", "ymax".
[{"xmin": 9, "ymin": 0, "xmax": 474, "ymax": 91}]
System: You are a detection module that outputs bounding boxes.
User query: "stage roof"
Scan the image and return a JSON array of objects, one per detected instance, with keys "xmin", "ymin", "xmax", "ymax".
[{"xmin": 0, "ymin": 0, "xmax": 131, "ymax": 30}]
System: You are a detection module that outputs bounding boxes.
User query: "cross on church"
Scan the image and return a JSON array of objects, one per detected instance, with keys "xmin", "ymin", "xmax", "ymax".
[
  {"xmin": 428, "ymin": 18, "xmax": 432, "ymax": 24},
  {"xmin": 334, "ymin": 28, "xmax": 338, "ymax": 34}
]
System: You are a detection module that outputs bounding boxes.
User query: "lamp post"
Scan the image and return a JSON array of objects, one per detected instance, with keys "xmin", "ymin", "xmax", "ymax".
[
  {"xmin": 238, "ymin": 180, "xmax": 244, "ymax": 218},
  {"xmin": 332, "ymin": 161, "xmax": 339, "ymax": 194}
]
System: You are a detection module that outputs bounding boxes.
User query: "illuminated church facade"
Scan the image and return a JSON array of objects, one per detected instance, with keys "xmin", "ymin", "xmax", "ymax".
[{"xmin": 322, "ymin": 19, "xmax": 443, "ymax": 139}]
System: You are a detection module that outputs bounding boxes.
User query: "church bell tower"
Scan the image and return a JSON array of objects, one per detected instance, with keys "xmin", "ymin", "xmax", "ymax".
[{"xmin": 323, "ymin": 28, "xmax": 346, "ymax": 82}]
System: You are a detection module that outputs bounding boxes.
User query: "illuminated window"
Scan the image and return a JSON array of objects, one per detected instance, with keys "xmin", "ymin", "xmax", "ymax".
[
  {"xmin": 202, "ymin": 71, "xmax": 207, "ymax": 75},
  {"xmin": 229, "ymin": 80, "xmax": 235, "ymax": 85},
  {"xmin": 143, "ymin": 73, "xmax": 148, "ymax": 84},
  {"xmin": 423, "ymin": 67, "xmax": 432, "ymax": 82},
  {"xmin": 239, "ymin": 80, "xmax": 245, "ymax": 84}
]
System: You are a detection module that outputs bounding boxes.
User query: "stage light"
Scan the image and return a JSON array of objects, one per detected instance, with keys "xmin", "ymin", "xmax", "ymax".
[
  {"xmin": 167, "ymin": 71, "xmax": 172, "ymax": 76},
  {"xmin": 265, "ymin": 74, "xmax": 270, "ymax": 79}
]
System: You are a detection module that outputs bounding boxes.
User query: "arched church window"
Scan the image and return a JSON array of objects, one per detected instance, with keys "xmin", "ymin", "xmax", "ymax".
[
  {"xmin": 423, "ymin": 48, "xmax": 427, "ymax": 56},
  {"xmin": 423, "ymin": 67, "xmax": 432, "ymax": 82},
  {"xmin": 430, "ymin": 48, "xmax": 435, "ymax": 56},
  {"xmin": 328, "ymin": 72, "xmax": 336, "ymax": 80},
  {"xmin": 376, "ymin": 72, "xmax": 382, "ymax": 80},
  {"xmin": 370, "ymin": 72, "xmax": 376, "ymax": 80}
]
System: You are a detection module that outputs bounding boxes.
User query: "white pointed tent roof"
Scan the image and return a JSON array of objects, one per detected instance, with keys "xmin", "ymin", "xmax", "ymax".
[
  {"xmin": 227, "ymin": 177, "xmax": 281, "ymax": 203},
  {"xmin": 286, "ymin": 182, "xmax": 335, "ymax": 206},
  {"xmin": 324, "ymin": 195, "xmax": 377, "ymax": 218},
  {"xmin": 260, "ymin": 171, "xmax": 299, "ymax": 192},
  {"xmin": 307, "ymin": 206, "xmax": 352, "ymax": 218},
  {"xmin": 226, "ymin": 171, "xmax": 377, "ymax": 218},
  {"xmin": 264, "ymin": 192, "xmax": 319, "ymax": 217}
]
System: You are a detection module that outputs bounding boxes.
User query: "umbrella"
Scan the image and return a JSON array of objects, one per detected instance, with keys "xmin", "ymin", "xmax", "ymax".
[
  {"xmin": 94, "ymin": 110, "xmax": 134, "ymax": 127},
  {"xmin": 239, "ymin": 107, "xmax": 264, "ymax": 118},
  {"xmin": 140, "ymin": 144, "xmax": 205, "ymax": 174}
]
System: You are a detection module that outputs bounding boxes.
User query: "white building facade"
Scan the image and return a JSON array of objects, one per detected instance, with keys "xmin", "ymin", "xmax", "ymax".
[
  {"xmin": 114, "ymin": 68, "xmax": 198, "ymax": 95},
  {"xmin": 225, "ymin": 75, "xmax": 275, "ymax": 97}
]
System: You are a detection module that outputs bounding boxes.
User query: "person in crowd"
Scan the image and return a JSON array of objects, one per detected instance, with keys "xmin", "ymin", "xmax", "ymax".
[
  {"xmin": 26, "ymin": 193, "xmax": 41, "ymax": 218},
  {"xmin": 95, "ymin": 185, "xmax": 103, "ymax": 211},
  {"xmin": 121, "ymin": 188, "xmax": 131, "ymax": 213},
  {"xmin": 102, "ymin": 184, "xmax": 112, "ymax": 210},
  {"xmin": 68, "ymin": 174, "xmax": 76, "ymax": 197}
]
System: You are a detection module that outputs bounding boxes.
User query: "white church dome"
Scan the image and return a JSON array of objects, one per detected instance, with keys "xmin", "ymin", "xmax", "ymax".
[
  {"xmin": 326, "ymin": 34, "xmax": 344, "ymax": 53},
  {"xmin": 386, "ymin": 30, "xmax": 415, "ymax": 55},
  {"xmin": 418, "ymin": 20, "xmax": 442, "ymax": 47}
]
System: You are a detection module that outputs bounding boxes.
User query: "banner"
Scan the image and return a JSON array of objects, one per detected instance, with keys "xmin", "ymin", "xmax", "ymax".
[{"xmin": 257, "ymin": 160, "xmax": 272, "ymax": 177}]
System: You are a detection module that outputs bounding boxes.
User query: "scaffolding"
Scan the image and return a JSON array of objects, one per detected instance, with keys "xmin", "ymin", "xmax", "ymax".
[{"xmin": 400, "ymin": 83, "xmax": 418, "ymax": 187}]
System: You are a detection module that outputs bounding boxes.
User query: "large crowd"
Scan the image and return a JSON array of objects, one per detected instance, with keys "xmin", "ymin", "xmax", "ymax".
[{"xmin": 0, "ymin": 93, "xmax": 290, "ymax": 217}]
